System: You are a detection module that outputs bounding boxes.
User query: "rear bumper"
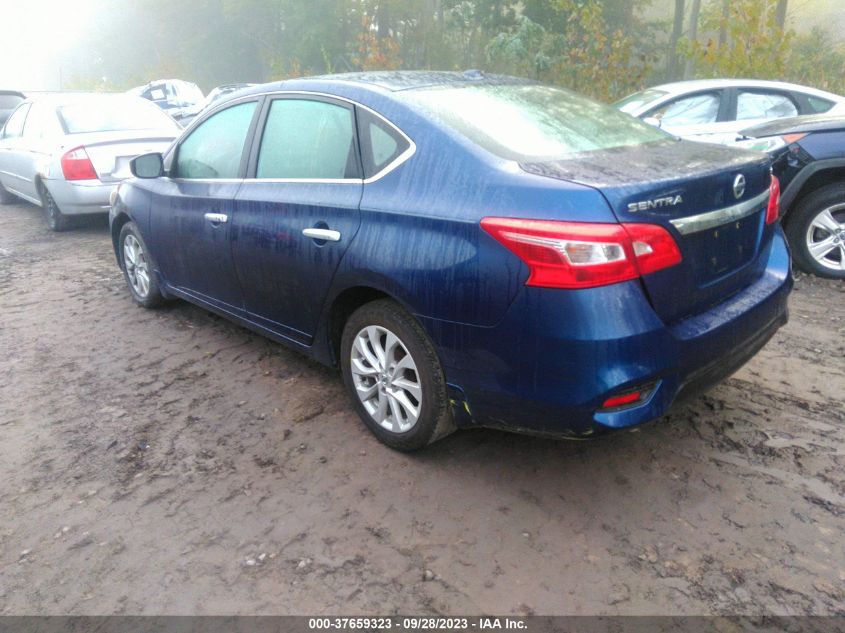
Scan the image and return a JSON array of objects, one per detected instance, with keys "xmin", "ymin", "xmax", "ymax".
[
  {"xmin": 43, "ymin": 178, "xmax": 114, "ymax": 216},
  {"xmin": 423, "ymin": 227, "xmax": 792, "ymax": 437}
]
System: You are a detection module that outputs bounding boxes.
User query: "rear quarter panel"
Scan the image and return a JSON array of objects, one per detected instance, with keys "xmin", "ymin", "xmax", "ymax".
[{"xmin": 323, "ymin": 89, "xmax": 616, "ymax": 327}]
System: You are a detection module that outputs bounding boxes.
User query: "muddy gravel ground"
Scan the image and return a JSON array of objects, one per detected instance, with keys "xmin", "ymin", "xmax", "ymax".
[{"xmin": 0, "ymin": 201, "xmax": 843, "ymax": 616}]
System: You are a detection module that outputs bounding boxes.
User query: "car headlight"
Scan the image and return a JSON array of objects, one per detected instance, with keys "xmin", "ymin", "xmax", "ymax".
[
  {"xmin": 734, "ymin": 133, "xmax": 807, "ymax": 154},
  {"xmin": 734, "ymin": 136, "xmax": 788, "ymax": 153}
]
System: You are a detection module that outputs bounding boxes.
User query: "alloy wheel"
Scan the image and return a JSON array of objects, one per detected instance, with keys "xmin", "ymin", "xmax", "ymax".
[
  {"xmin": 123, "ymin": 234, "xmax": 151, "ymax": 298},
  {"xmin": 806, "ymin": 204, "xmax": 845, "ymax": 272},
  {"xmin": 350, "ymin": 325, "xmax": 422, "ymax": 433}
]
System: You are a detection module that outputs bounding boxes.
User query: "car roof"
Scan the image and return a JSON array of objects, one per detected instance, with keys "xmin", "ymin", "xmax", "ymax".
[
  {"xmin": 646, "ymin": 78, "xmax": 845, "ymax": 101},
  {"xmin": 236, "ymin": 70, "xmax": 531, "ymax": 99}
]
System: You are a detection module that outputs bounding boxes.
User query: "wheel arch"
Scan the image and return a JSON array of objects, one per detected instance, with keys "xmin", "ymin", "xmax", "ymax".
[
  {"xmin": 322, "ymin": 285, "xmax": 394, "ymax": 367},
  {"xmin": 111, "ymin": 212, "xmax": 132, "ymax": 266},
  {"xmin": 33, "ymin": 174, "xmax": 47, "ymax": 205},
  {"xmin": 782, "ymin": 159, "xmax": 845, "ymax": 225}
]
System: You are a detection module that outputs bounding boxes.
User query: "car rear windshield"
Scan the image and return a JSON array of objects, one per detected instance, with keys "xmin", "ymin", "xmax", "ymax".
[
  {"xmin": 0, "ymin": 94, "xmax": 24, "ymax": 109},
  {"xmin": 404, "ymin": 84, "xmax": 669, "ymax": 162},
  {"xmin": 58, "ymin": 98, "xmax": 176, "ymax": 134}
]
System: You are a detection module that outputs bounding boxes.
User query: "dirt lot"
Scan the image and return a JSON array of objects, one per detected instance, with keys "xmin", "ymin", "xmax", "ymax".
[{"xmin": 0, "ymin": 200, "xmax": 843, "ymax": 616}]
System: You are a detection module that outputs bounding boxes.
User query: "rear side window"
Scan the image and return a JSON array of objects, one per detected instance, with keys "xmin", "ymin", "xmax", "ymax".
[
  {"xmin": 736, "ymin": 91, "xmax": 798, "ymax": 121},
  {"xmin": 256, "ymin": 98, "xmax": 358, "ymax": 180},
  {"xmin": 357, "ymin": 109, "xmax": 410, "ymax": 179},
  {"xmin": 806, "ymin": 95, "xmax": 834, "ymax": 114},
  {"xmin": 2, "ymin": 103, "xmax": 30, "ymax": 138},
  {"xmin": 650, "ymin": 92, "xmax": 721, "ymax": 126},
  {"xmin": 404, "ymin": 84, "xmax": 667, "ymax": 162},
  {"xmin": 175, "ymin": 101, "xmax": 257, "ymax": 179}
]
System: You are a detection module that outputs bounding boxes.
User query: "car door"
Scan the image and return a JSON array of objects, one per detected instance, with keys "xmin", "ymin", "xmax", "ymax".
[
  {"xmin": 148, "ymin": 98, "xmax": 261, "ymax": 311},
  {"xmin": 0, "ymin": 103, "xmax": 32, "ymax": 200},
  {"xmin": 231, "ymin": 95, "xmax": 363, "ymax": 345},
  {"xmin": 15, "ymin": 103, "xmax": 55, "ymax": 201},
  {"xmin": 732, "ymin": 89, "xmax": 800, "ymax": 132}
]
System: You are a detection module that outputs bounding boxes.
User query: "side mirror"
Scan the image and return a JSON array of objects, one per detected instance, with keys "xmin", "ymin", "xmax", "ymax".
[
  {"xmin": 131, "ymin": 152, "xmax": 164, "ymax": 179},
  {"xmin": 643, "ymin": 116, "xmax": 662, "ymax": 128}
]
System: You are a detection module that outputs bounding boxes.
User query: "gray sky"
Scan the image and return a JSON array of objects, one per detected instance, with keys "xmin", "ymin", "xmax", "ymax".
[{"xmin": 0, "ymin": 0, "xmax": 95, "ymax": 91}]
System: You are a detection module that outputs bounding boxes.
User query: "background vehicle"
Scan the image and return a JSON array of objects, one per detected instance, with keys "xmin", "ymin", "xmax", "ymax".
[
  {"xmin": 177, "ymin": 83, "xmax": 256, "ymax": 127},
  {"xmin": 0, "ymin": 93, "xmax": 180, "ymax": 230},
  {"xmin": 127, "ymin": 79, "xmax": 204, "ymax": 124},
  {"xmin": 111, "ymin": 72, "xmax": 791, "ymax": 451},
  {"xmin": 0, "ymin": 90, "xmax": 25, "ymax": 127},
  {"xmin": 616, "ymin": 79, "xmax": 845, "ymax": 144},
  {"xmin": 738, "ymin": 114, "xmax": 845, "ymax": 278}
]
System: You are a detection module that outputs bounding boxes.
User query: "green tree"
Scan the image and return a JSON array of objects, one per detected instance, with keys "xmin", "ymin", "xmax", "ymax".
[{"xmin": 681, "ymin": 0, "xmax": 793, "ymax": 79}]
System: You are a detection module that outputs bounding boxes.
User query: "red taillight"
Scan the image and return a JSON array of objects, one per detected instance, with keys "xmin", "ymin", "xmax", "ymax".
[
  {"xmin": 480, "ymin": 218, "xmax": 682, "ymax": 289},
  {"xmin": 61, "ymin": 146, "xmax": 97, "ymax": 181},
  {"xmin": 766, "ymin": 175, "xmax": 781, "ymax": 225},
  {"xmin": 601, "ymin": 391, "xmax": 643, "ymax": 409}
]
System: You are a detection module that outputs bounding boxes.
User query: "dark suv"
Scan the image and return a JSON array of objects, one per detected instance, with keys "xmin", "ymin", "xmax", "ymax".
[{"xmin": 740, "ymin": 114, "xmax": 845, "ymax": 278}]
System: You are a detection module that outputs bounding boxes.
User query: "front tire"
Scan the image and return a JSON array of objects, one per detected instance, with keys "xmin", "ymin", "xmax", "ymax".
[
  {"xmin": 119, "ymin": 221, "xmax": 164, "ymax": 308},
  {"xmin": 40, "ymin": 185, "xmax": 71, "ymax": 232},
  {"xmin": 785, "ymin": 183, "xmax": 845, "ymax": 279},
  {"xmin": 340, "ymin": 299, "xmax": 455, "ymax": 451}
]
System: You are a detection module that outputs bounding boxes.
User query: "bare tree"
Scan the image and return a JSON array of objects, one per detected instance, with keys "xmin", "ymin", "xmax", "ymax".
[
  {"xmin": 718, "ymin": 0, "xmax": 730, "ymax": 47},
  {"xmin": 776, "ymin": 0, "xmax": 789, "ymax": 30},
  {"xmin": 684, "ymin": 0, "xmax": 702, "ymax": 79},
  {"xmin": 667, "ymin": 0, "xmax": 686, "ymax": 81}
]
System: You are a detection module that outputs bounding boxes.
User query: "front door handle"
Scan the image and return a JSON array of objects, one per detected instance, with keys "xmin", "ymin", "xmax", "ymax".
[
  {"xmin": 302, "ymin": 228, "xmax": 341, "ymax": 242},
  {"xmin": 204, "ymin": 212, "xmax": 228, "ymax": 225}
]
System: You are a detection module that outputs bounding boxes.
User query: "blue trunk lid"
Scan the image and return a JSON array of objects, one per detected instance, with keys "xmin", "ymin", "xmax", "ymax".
[{"xmin": 521, "ymin": 139, "xmax": 773, "ymax": 323}]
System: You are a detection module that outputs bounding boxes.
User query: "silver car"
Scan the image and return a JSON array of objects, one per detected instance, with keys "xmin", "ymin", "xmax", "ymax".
[
  {"xmin": 0, "ymin": 93, "xmax": 180, "ymax": 231},
  {"xmin": 615, "ymin": 79, "xmax": 845, "ymax": 144}
]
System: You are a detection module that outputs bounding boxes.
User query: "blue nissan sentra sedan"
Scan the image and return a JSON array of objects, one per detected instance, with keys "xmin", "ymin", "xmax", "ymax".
[{"xmin": 109, "ymin": 71, "xmax": 792, "ymax": 451}]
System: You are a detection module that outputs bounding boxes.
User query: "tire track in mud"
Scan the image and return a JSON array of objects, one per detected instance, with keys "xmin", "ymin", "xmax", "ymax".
[{"xmin": 0, "ymin": 202, "xmax": 843, "ymax": 616}]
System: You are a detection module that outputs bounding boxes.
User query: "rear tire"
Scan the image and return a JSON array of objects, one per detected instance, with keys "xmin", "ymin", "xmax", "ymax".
[
  {"xmin": 340, "ymin": 299, "xmax": 455, "ymax": 451},
  {"xmin": 118, "ymin": 221, "xmax": 164, "ymax": 308},
  {"xmin": 40, "ymin": 185, "xmax": 71, "ymax": 232},
  {"xmin": 785, "ymin": 183, "xmax": 845, "ymax": 279}
]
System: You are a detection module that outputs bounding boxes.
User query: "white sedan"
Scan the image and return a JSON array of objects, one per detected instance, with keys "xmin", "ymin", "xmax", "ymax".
[
  {"xmin": 0, "ymin": 94, "xmax": 180, "ymax": 231},
  {"xmin": 615, "ymin": 79, "xmax": 845, "ymax": 144}
]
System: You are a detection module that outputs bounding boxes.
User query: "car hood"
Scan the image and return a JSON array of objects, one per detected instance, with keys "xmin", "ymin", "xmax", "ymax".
[{"xmin": 741, "ymin": 113, "xmax": 845, "ymax": 138}]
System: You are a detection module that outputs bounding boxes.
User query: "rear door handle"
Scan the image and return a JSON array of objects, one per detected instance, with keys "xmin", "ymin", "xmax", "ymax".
[
  {"xmin": 302, "ymin": 228, "xmax": 341, "ymax": 242},
  {"xmin": 204, "ymin": 213, "xmax": 228, "ymax": 225}
]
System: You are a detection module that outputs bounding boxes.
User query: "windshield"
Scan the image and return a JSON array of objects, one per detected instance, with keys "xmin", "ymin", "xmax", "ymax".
[
  {"xmin": 58, "ymin": 98, "xmax": 178, "ymax": 134},
  {"xmin": 613, "ymin": 89, "xmax": 669, "ymax": 114},
  {"xmin": 404, "ymin": 84, "xmax": 669, "ymax": 162}
]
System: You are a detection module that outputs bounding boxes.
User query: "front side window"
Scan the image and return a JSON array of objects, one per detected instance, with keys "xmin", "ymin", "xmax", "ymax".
[
  {"xmin": 736, "ymin": 91, "xmax": 798, "ymax": 121},
  {"xmin": 650, "ymin": 92, "xmax": 721, "ymax": 126},
  {"xmin": 403, "ymin": 84, "xmax": 668, "ymax": 162},
  {"xmin": 256, "ymin": 99, "xmax": 358, "ymax": 179},
  {"xmin": 175, "ymin": 101, "xmax": 257, "ymax": 179}
]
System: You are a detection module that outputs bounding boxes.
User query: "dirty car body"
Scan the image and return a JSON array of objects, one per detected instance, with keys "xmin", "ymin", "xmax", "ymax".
[{"xmin": 110, "ymin": 72, "xmax": 792, "ymax": 442}]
